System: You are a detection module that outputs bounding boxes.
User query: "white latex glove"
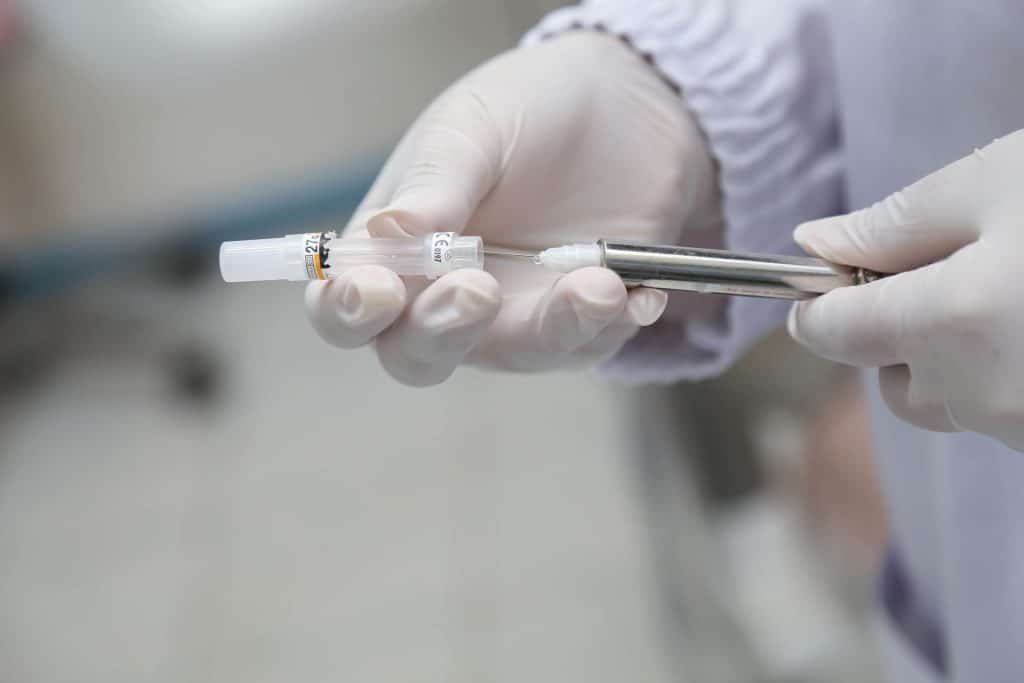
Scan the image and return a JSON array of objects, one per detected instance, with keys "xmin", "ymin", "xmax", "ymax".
[
  {"xmin": 789, "ymin": 130, "xmax": 1024, "ymax": 450},
  {"xmin": 305, "ymin": 31, "xmax": 720, "ymax": 386}
]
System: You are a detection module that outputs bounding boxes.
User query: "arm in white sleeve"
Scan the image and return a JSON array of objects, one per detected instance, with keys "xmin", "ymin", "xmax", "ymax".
[{"xmin": 525, "ymin": 0, "xmax": 843, "ymax": 382}]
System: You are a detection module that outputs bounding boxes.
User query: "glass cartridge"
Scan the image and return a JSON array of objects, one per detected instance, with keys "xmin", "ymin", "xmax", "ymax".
[{"xmin": 220, "ymin": 231, "xmax": 484, "ymax": 283}]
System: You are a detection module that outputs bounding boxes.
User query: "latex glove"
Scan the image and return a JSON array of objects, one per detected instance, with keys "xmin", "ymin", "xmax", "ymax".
[
  {"xmin": 789, "ymin": 130, "xmax": 1024, "ymax": 450},
  {"xmin": 305, "ymin": 31, "xmax": 720, "ymax": 386}
]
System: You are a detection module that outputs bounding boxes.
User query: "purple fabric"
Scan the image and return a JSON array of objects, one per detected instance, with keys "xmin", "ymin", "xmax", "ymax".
[{"xmin": 881, "ymin": 548, "xmax": 947, "ymax": 676}]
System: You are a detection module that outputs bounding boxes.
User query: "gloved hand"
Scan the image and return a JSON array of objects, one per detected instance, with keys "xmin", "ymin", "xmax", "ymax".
[
  {"xmin": 305, "ymin": 31, "xmax": 720, "ymax": 386},
  {"xmin": 789, "ymin": 130, "xmax": 1024, "ymax": 450}
]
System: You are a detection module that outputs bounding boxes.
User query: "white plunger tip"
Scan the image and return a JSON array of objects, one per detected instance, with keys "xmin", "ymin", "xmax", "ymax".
[{"xmin": 537, "ymin": 243, "xmax": 603, "ymax": 273}]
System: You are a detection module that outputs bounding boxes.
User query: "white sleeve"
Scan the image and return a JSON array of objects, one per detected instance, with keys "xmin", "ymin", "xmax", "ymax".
[{"xmin": 524, "ymin": 0, "xmax": 843, "ymax": 382}]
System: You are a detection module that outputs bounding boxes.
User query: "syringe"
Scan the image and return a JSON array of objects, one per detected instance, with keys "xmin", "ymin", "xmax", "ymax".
[{"xmin": 220, "ymin": 232, "xmax": 882, "ymax": 300}]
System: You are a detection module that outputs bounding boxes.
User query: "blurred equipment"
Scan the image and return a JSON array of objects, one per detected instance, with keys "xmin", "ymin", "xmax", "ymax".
[
  {"xmin": 1, "ymin": 0, "xmax": 547, "ymax": 250},
  {"xmin": 18, "ymin": 0, "xmax": 430, "ymax": 84}
]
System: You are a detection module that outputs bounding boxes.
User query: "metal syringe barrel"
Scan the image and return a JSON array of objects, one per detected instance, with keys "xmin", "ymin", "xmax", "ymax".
[{"xmin": 599, "ymin": 240, "xmax": 881, "ymax": 301}]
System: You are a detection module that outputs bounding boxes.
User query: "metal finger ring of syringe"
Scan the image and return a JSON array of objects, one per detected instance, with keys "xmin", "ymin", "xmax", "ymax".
[{"xmin": 219, "ymin": 232, "xmax": 882, "ymax": 301}]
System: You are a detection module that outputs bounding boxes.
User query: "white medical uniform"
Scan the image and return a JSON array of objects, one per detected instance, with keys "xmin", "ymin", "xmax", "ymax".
[{"xmin": 528, "ymin": 2, "xmax": 1024, "ymax": 680}]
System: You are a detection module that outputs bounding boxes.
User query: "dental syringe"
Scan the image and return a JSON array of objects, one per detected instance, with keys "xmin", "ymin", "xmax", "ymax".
[
  {"xmin": 533, "ymin": 240, "xmax": 883, "ymax": 300},
  {"xmin": 220, "ymin": 232, "xmax": 881, "ymax": 300}
]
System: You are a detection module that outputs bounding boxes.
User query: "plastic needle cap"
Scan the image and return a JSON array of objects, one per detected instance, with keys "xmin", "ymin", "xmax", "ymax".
[
  {"xmin": 220, "ymin": 238, "xmax": 292, "ymax": 283},
  {"xmin": 538, "ymin": 242, "xmax": 603, "ymax": 273}
]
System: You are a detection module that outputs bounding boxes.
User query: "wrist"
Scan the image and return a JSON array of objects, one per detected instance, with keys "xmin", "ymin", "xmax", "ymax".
[
  {"xmin": 525, "ymin": 28, "xmax": 721, "ymax": 234},
  {"xmin": 534, "ymin": 28, "xmax": 683, "ymax": 98}
]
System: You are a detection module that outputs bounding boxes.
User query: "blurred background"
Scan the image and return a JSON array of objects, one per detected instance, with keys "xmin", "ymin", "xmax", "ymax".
[{"xmin": 0, "ymin": 1, "xmax": 888, "ymax": 681}]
